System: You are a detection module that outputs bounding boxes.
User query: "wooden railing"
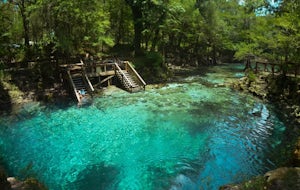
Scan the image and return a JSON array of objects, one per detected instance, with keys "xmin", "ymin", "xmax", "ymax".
[
  {"xmin": 84, "ymin": 61, "xmax": 115, "ymax": 77},
  {"xmin": 251, "ymin": 62, "xmax": 281, "ymax": 74},
  {"xmin": 67, "ymin": 70, "xmax": 81, "ymax": 102},
  {"xmin": 249, "ymin": 61, "xmax": 300, "ymax": 77},
  {"xmin": 84, "ymin": 73, "xmax": 94, "ymax": 92}
]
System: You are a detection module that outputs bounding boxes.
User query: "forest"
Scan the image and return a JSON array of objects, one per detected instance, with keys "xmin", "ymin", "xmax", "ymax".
[{"xmin": 0, "ymin": 0, "xmax": 299, "ymax": 70}]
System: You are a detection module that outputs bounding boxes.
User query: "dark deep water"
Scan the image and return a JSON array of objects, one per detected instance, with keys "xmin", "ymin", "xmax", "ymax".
[{"xmin": 0, "ymin": 64, "xmax": 293, "ymax": 189}]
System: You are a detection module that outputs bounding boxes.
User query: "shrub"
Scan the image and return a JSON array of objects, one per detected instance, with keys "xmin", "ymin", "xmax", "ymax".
[
  {"xmin": 133, "ymin": 51, "xmax": 170, "ymax": 83},
  {"xmin": 246, "ymin": 69, "xmax": 256, "ymax": 83}
]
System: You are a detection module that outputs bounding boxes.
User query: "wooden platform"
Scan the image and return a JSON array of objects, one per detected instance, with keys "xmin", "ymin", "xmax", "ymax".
[{"xmin": 60, "ymin": 59, "xmax": 146, "ymax": 103}]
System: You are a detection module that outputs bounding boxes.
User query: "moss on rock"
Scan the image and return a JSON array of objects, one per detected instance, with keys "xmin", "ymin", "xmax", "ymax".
[
  {"xmin": 220, "ymin": 167, "xmax": 300, "ymax": 190},
  {"xmin": 264, "ymin": 167, "xmax": 300, "ymax": 190},
  {"xmin": 23, "ymin": 178, "xmax": 47, "ymax": 190}
]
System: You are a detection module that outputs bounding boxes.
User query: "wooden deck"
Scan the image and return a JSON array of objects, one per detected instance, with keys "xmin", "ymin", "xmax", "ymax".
[{"xmin": 60, "ymin": 59, "xmax": 146, "ymax": 103}]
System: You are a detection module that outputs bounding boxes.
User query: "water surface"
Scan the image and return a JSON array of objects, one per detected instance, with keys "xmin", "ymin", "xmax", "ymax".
[{"xmin": 0, "ymin": 64, "xmax": 289, "ymax": 189}]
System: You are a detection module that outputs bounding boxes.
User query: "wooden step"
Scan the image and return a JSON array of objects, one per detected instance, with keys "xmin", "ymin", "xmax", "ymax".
[{"xmin": 115, "ymin": 69, "xmax": 141, "ymax": 91}]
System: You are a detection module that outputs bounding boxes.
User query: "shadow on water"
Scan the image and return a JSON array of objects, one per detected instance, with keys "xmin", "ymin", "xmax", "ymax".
[
  {"xmin": 186, "ymin": 102, "xmax": 224, "ymax": 135},
  {"xmin": 66, "ymin": 163, "xmax": 119, "ymax": 190},
  {"xmin": 146, "ymin": 164, "xmax": 175, "ymax": 189},
  {"xmin": 145, "ymin": 158, "xmax": 206, "ymax": 190}
]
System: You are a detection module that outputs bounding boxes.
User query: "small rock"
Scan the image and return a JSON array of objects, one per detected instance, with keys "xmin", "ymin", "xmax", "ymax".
[
  {"xmin": 264, "ymin": 167, "xmax": 300, "ymax": 190},
  {"xmin": 7, "ymin": 177, "xmax": 23, "ymax": 190}
]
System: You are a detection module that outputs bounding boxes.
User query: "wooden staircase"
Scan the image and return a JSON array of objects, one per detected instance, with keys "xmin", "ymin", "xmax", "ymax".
[
  {"xmin": 67, "ymin": 66, "xmax": 94, "ymax": 104},
  {"xmin": 114, "ymin": 63, "xmax": 144, "ymax": 92},
  {"xmin": 72, "ymin": 75, "xmax": 87, "ymax": 93},
  {"xmin": 60, "ymin": 59, "xmax": 146, "ymax": 103}
]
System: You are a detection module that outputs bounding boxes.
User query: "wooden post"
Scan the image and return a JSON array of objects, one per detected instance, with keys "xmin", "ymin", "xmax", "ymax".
[
  {"xmin": 264, "ymin": 63, "xmax": 267, "ymax": 72},
  {"xmin": 125, "ymin": 61, "xmax": 128, "ymax": 71},
  {"xmin": 255, "ymin": 62, "xmax": 258, "ymax": 73}
]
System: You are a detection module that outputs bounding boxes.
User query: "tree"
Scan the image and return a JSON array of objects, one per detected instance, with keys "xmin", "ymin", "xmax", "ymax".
[
  {"xmin": 273, "ymin": 0, "xmax": 300, "ymax": 75},
  {"xmin": 8, "ymin": 0, "xmax": 35, "ymax": 60},
  {"xmin": 124, "ymin": 0, "xmax": 169, "ymax": 55},
  {"xmin": 32, "ymin": 0, "xmax": 112, "ymax": 58},
  {"xmin": 208, "ymin": 0, "xmax": 233, "ymax": 64},
  {"xmin": 0, "ymin": 2, "xmax": 14, "ymax": 62},
  {"xmin": 108, "ymin": 0, "xmax": 133, "ymax": 45},
  {"xmin": 124, "ymin": 0, "xmax": 144, "ymax": 54}
]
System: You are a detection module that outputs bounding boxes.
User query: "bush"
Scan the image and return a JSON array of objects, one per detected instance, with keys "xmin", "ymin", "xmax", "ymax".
[
  {"xmin": 109, "ymin": 44, "xmax": 134, "ymax": 58},
  {"xmin": 246, "ymin": 69, "xmax": 256, "ymax": 82},
  {"xmin": 133, "ymin": 51, "xmax": 170, "ymax": 83}
]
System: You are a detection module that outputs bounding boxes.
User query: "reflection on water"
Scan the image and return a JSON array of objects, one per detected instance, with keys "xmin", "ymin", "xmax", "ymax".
[{"xmin": 0, "ymin": 64, "xmax": 291, "ymax": 190}]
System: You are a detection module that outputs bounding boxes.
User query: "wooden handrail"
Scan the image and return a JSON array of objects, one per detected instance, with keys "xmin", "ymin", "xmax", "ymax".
[
  {"xmin": 247, "ymin": 57, "xmax": 299, "ymax": 77},
  {"xmin": 124, "ymin": 61, "xmax": 146, "ymax": 86},
  {"xmin": 84, "ymin": 73, "xmax": 94, "ymax": 92}
]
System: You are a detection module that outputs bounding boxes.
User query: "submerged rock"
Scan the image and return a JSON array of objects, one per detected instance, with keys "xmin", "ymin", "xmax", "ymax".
[
  {"xmin": 7, "ymin": 177, "xmax": 23, "ymax": 190},
  {"xmin": 0, "ymin": 167, "xmax": 47, "ymax": 190},
  {"xmin": 7, "ymin": 177, "xmax": 47, "ymax": 190},
  {"xmin": 264, "ymin": 167, "xmax": 300, "ymax": 190},
  {"xmin": 220, "ymin": 167, "xmax": 300, "ymax": 190},
  {"xmin": 170, "ymin": 174, "xmax": 197, "ymax": 190},
  {"xmin": 293, "ymin": 138, "xmax": 300, "ymax": 166}
]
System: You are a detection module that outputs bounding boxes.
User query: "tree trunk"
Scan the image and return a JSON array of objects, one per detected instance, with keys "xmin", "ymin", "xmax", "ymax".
[
  {"xmin": 18, "ymin": 0, "xmax": 30, "ymax": 60},
  {"xmin": 212, "ymin": 44, "xmax": 217, "ymax": 65},
  {"xmin": 150, "ymin": 29, "xmax": 160, "ymax": 51},
  {"xmin": 131, "ymin": 5, "xmax": 143, "ymax": 55},
  {"xmin": 151, "ymin": 11, "xmax": 166, "ymax": 52}
]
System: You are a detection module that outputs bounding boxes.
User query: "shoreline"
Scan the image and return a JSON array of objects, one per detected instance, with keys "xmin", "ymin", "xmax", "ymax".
[
  {"xmin": 224, "ymin": 72, "xmax": 300, "ymax": 189},
  {"xmin": 231, "ymin": 72, "xmax": 300, "ymax": 128}
]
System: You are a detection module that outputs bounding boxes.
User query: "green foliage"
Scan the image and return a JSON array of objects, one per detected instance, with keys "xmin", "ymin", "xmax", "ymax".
[
  {"xmin": 145, "ymin": 51, "xmax": 164, "ymax": 69},
  {"xmin": 246, "ymin": 69, "xmax": 257, "ymax": 82},
  {"xmin": 108, "ymin": 0, "xmax": 133, "ymax": 45},
  {"xmin": 110, "ymin": 43, "xmax": 134, "ymax": 58},
  {"xmin": 134, "ymin": 51, "xmax": 169, "ymax": 83},
  {"xmin": 0, "ymin": 0, "xmax": 298, "ymax": 70},
  {"xmin": 135, "ymin": 51, "xmax": 164, "ymax": 71}
]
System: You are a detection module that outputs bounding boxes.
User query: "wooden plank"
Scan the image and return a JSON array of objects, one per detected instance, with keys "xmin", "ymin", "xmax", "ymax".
[
  {"xmin": 100, "ymin": 71, "xmax": 115, "ymax": 76},
  {"xmin": 100, "ymin": 75, "xmax": 114, "ymax": 84},
  {"xmin": 84, "ymin": 74, "xmax": 94, "ymax": 91}
]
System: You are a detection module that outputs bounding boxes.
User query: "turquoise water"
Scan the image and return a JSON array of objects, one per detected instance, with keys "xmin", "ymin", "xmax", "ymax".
[{"xmin": 0, "ymin": 64, "xmax": 288, "ymax": 189}]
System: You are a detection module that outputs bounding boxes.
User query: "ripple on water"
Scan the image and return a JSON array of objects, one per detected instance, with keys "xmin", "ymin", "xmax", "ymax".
[{"xmin": 0, "ymin": 64, "xmax": 290, "ymax": 190}]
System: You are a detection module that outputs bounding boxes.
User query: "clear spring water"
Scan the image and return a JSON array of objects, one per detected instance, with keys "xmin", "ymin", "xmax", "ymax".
[{"xmin": 0, "ymin": 64, "xmax": 289, "ymax": 189}]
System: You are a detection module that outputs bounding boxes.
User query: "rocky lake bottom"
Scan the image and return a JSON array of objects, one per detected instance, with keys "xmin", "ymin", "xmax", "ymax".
[{"xmin": 0, "ymin": 64, "xmax": 295, "ymax": 190}]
